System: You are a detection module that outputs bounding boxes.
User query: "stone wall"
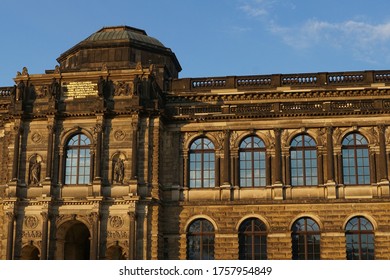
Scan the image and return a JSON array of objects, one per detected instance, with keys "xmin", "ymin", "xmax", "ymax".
[{"xmin": 162, "ymin": 200, "xmax": 390, "ymax": 260}]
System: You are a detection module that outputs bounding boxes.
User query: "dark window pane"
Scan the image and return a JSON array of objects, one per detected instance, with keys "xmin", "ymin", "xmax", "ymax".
[
  {"xmin": 187, "ymin": 219, "xmax": 215, "ymax": 260},
  {"xmin": 239, "ymin": 218, "xmax": 267, "ymax": 260},
  {"xmin": 345, "ymin": 216, "xmax": 374, "ymax": 260},
  {"xmin": 291, "ymin": 217, "xmax": 320, "ymax": 260}
]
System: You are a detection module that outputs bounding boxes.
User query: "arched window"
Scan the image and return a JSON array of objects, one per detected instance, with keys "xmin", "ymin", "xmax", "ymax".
[
  {"xmin": 189, "ymin": 138, "xmax": 215, "ymax": 188},
  {"xmin": 345, "ymin": 216, "xmax": 374, "ymax": 260},
  {"xmin": 65, "ymin": 133, "xmax": 91, "ymax": 185},
  {"xmin": 291, "ymin": 217, "xmax": 321, "ymax": 260},
  {"xmin": 187, "ymin": 219, "xmax": 215, "ymax": 260},
  {"xmin": 239, "ymin": 136, "xmax": 266, "ymax": 187},
  {"xmin": 239, "ymin": 218, "xmax": 267, "ymax": 260},
  {"xmin": 290, "ymin": 135, "xmax": 318, "ymax": 186},
  {"xmin": 342, "ymin": 133, "xmax": 370, "ymax": 185}
]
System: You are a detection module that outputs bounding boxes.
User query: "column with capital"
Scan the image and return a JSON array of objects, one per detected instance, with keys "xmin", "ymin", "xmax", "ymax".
[
  {"xmin": 43, "ymin": 122, "xmax": 55, "ymax": 196},
  {"xmin": 11, "ymin": 123, "xmax": 22, "ymax": 182},
  {"xmin": 5, "ymin": 211, "xmax": 15, "ymax": 260},
  {"xmin": 128, "ymin": 212, "xmax": 136, "ymax": 260},
  {"xmin": 325, "ymin": 127, "xmax": 337, "ymax": 198},
  {"xmin": 131, "ymin": 118, "xmax": 138, "ymax": 181},
  {"xmin": 9, "ymin": 121, "xmax": 22, "ymax": 197},
  {"xmin": 271, "ymin": 129, "xmax": 284, "ymax": 200},
  {"xmin": 89, "ymin": 212, "xmax": 100, "ymax": 260},
  {"xmin": 273, "ymin": 128, "xmax": 283, "ymax": 185},
  {"xmin": 45, "ymin": 122, "xmax": 55, "ymax": 180},
  {"xmin": 93, "ymin": 123, "xmax": 103, "ymax": 181},
  {"xmin": 221, "ymin": 130, "xmax": 231, "ymax": 200},
  {"xmin": 378, "ymin": 125, "xmax": 389, "ymax": 196},
  {"xmin": 40, "ymin": 212, "xmax": 49, "ymax": 260}
]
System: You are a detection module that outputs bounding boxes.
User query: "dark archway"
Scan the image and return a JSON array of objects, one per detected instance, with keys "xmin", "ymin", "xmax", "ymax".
[
  {"xmin": 64, "ymin": 222, "xmax": 91, "ymax": 260},
  {"xmin": 20, "ymin": 245, "xmax": 40, "ymax": 260},
  {"xmin": 106, "ymin": 245, "xmax": 126, "ymax": 260}
]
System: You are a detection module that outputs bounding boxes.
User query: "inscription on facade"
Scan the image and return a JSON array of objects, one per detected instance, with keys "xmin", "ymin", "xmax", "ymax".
[
  {"xmin": 62, "ymin": 81, "xmax": 98, "ymax": 97},
  {"xmin": 22, "ymin": 231, "xmax": 42, "ymax": 238},
  {"xmin": 107, "ymin": 231, "xmax": 128, "ymax": 239}
]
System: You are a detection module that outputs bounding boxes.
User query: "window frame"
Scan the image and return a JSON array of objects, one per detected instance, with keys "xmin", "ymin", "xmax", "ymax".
[
  {"xmin": 239, "ymin": 135, "xmax": 267, "ymax": 188},
  {"xmin": 345, "ymin": 216, "xmax": 375, "ymax": 260},
  {"xmin": 64, "ymin": 133, "xmax": 92, "ymax": 185},
  {"xmin": 186, "ymin": 219, "xmax": 215, "ymax": 260},
  {"xmin": 290, "ymin": 134, "xmax": 318, "ymax": 186},
  {"xmin": 188, "ymin": 137, "xmax": 215, "ymax": 188},
  {"xmin": 341, "ymin": 133, "xmax": 370, "ymax": 185},
  {"xmin": 238, "ymin": 218, "xmax": 267, "ymax": 260},
  {"xmin": 291, "ymin": 217, "xmax": 321, "ymax": 260}
]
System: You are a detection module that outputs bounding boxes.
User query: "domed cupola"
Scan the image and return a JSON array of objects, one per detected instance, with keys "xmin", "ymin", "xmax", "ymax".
[{"xmin": 56, "ymin": 26, "xmax": 181, "ymax": 78}]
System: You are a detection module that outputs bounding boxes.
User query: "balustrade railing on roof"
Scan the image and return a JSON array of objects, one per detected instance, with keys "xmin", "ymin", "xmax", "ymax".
[
  {"xmin": 0, "ymin": 87, "xmax": 12, "ymax": 97},
  {"xmin": 172, "ymin": 70, "xmax": 390, "ymax": 92}
]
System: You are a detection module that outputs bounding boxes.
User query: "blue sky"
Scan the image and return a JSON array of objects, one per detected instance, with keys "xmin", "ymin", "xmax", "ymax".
[{"xmin": 1, "ymin": 0, "xmax": 390, "ymax": 86}]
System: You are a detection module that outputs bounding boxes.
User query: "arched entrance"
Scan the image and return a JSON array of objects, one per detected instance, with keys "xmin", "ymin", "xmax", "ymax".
[
  {"xmin": 20, "ymin": 245, "xmax": 40, "ymax": 260},
  {"xmin": 106, "ymin": 245, "xmax": 126, "ymax": 260},
  {"xmin": 57, "ymin": 220, "xmax": 91, "ymax": 260},
  {"xmin": 64, "ymin": 222, "xmax": 90, "ymax": 260}
]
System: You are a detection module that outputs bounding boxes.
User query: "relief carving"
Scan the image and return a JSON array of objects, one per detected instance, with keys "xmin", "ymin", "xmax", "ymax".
[
  {"xmin": 34, "ymin": 85, "xmax": 48, "ymax": 98},
  {"xmin": 114, "ymin": 129, "xmax": 126, "ymax": 141},
  {"xmin": 107, "ymin": 231, "xmax": 128, "ymax": 239},
  {"xmin": 229, "ymin": 131, "xmax": 239, "ymax": 148},
  {"xmin": 31, "ymin": 132, "xmax": 43, "ymax": 143},
  {"xmin": 114, "ymin": 81, "xmax": 133, "ymax": 96},
  {"xmin": 109, "ymin": 216, "xmax": 124, "ymax": 229},
  {"xmin": 24, "ymin": 215, "xmax": 38, "ymax": 229},
  {"xmin": 22, "ymin": 231, "xmax": 42, "ymax": 238}
]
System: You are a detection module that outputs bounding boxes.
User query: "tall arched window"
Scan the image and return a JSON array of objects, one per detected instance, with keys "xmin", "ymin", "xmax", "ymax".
[
  {"xmin": 239, "ymin": 218, "xmax": 267, "ymax": 260},
  {"xmin": 187, "ymin": 219, "xmax": 215, "ymax": 260},
  {"xmin": 189, "ymin": 138, "xmax": 215, "ymax": 188},
  {"xmin": 239, "ymin": 136, "xmax": 266, "ymax": 187},
  {"xmin": 290, "ymin": 135, "xmax": 318, "ymax": 186},
  {"xmin": 65, "ymin": 133, "xmax": 91, "ymax": 185},
  {"xmin": 342, "ymin": 133, "xmax": 370, "ymax": 185},
  {"xmin": 291, "ymin": 217, "xmax": 321, "ymax": 260},
  {"xmin": 345, "ymin": 216, "xmax": 374, "ymax": 260}
]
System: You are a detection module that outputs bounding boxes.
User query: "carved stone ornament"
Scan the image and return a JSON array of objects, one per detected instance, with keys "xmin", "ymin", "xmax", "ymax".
[
  {"xmin": 114, "ymin": 129, "xmax": 126, "ymax": 141},
  {"xmin": 230, "ymin": 131, "xmax": 239, "ymax": 148},
  {"xmin": 107, "ymin": 231, "xmax": 128, "ymax": 239},
  {"xmin": 114, "ymin": 81, "xmax": 132, "ymax": 96},
  {"xmin": 109, "ymin": 216, "xmax": 124, "ymax": 228},
  {"xmin": 31, "ymin": 132, "xmax": 43, "ymax": 143},
  {"xmin": 24, "ymin": 215, "xmax": 39, "ymax": 229},
  {"xmin": 34, "ymin": 85, "xmax": 48, "ymax": 98},
  {"xmin": 22, "ymin": 231, "xmax": 42, "ymax": 238}
]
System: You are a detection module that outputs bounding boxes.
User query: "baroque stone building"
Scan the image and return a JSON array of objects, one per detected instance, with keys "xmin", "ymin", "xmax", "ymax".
[{"xmin": 1, "ymin": 25, "xmax": 390, "ymax": 260}]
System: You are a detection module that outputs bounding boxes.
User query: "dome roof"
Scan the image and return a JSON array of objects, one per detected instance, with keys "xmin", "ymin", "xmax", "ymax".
[
  {"xmin": 56, "ymin": 25, "xmax": 181, "ymax": 74},
  {"xmin": 84, "ymin": 26, "xmax": 165, "ymax": 48}
]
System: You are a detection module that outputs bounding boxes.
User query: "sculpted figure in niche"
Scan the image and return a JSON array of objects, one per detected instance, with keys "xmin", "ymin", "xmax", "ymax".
[
  {"xmin": 133, "ymin": 75, "xmax": 142, "ymax": 96},
  {"xmin": 113, "ymin": 158, "xmax": 125, "ymax": 184},
  {"xmin": 98, "ymin": 76, "xmax": 106, "ymax": 97},
  {"xmin": 49, "ymin": 78, "xmax": 60, "ymax": 100},
  {"xmin": 15, "ymin": 80, "xmax": 25, "ymax": 101},
  {"xmin": 30, "ymin": 159, "xmax": 41, "ymax": 185}
]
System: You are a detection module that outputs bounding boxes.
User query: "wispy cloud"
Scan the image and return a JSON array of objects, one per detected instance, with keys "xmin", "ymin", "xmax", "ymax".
[
  {"xmin": 270, "ymin": 19, "xmax": 390, "ymax": 64},
  {"xmin": 238, "ymin": 0, "xmax": 390, "ymax": 65}
]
